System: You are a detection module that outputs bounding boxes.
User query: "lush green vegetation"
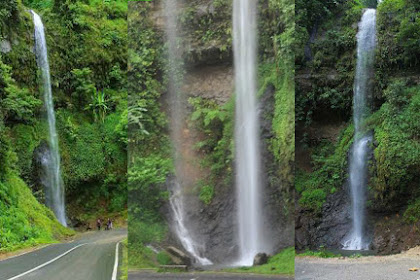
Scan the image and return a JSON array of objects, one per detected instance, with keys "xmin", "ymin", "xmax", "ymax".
[
  {"xmin": 127, "ymin": 2, "xmax": 172, "ymax": 268},
  {"xmin": 296, "ymin": 0, "xmax": 420, "ymax": 226},
  {"xmin": 370, "ymin": 81, "xmax": 420, "ymax": 212},
  {"xmin": 296, "ymin": 0, "xmax": 365, "ymax": 127},
  {"xmin": 0, "ymin": 0, "xmax": 127, "ymax": 250},
  {"xmin": 225, "ymin": 247, "xmax": 295, "ymax": 276},
  {"xmin": 189, "ymin": 96, "xmax": 234, "ymax": 202},
  {"xmin": 296, "ymin": 126, "xmax": 354, "ymax": 213},
  {"xmin": 0, "ymin": 175, "xmax": 73, "ymax": 251},
  {"xmin": 295, "ymin": 0, "xmax": 364, "ymax": 212}
]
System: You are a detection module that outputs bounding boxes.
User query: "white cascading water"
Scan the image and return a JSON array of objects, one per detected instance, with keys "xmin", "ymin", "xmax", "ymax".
[
  {"xmin": 163, "ymin": 0, "xmax": 212, "ymax": 265},
  {"xmin": 32, "ymin": 11, "xmax": 67, "ymax": 227},
  {"xmin": 342, "ymin": 8, "xmax": 377, "ymax": 250},
  {"xmin": 169, "ymin": 183, "xmax": 212, "ymax": 265},
  {"xmin": 233, "ymin": 0, "xmax": 264, "ymax": 265}
]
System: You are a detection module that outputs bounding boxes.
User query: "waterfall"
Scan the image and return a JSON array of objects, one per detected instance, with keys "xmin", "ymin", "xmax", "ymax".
[
  {"xmin": 163, "ymin": 0, "xmax": 212, "ymax": 265},
  {"xmin": 32, "ymin": 11, "xmax": 67, "ymax": 227},
  {"xmin": 342, "ymin": 8, "xmax": 377, "ymax": 251},
  {"xmin": 169, "ymin": 183, "xmax": 212, "ymax": 265},
  {"xmin": 233, "ymin": 0, "xmax": 264, "ymax": 265}
]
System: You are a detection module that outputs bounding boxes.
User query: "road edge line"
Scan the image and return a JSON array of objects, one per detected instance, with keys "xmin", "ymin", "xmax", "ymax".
[
  {"xmin": 0, "ymin": 244, "xmax": 52, "ymax": 262},
  {"xmin": 6, "ymin": 243, "xmax": 88, "ymax": 280},
  {"xmin": 111, "ymin": 241, "xmax": 121, "ymax": 280}
]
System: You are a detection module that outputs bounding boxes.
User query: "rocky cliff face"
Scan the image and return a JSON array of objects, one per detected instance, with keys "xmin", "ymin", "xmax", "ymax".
[
  {"xmin": 296, "ymin": 185, "xmax": 351, "ymax": 251},
  {"xmin": 150, "ymin": 0, "xmax": 293, "ymax": 264},
  {"xmin": 296, "ymin": 3, "xmax": 420, "ymax": 255}
]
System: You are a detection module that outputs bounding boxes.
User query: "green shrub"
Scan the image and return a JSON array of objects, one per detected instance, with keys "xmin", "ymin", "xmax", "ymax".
[
  {"xmin": 199, "ymin": 185, "xmax": 214, "ymax": 205},
  {"xmin": 370, "ymin": 81, "xmax": 420, "ymax": 209},
  {"xmin": 189, "ymin": 97, "xmax": 234, "ymax": 187},
  {"xmin": 156, "ymin": 251, "xmax": 172, "ymax": 265},
  {"xmin": 296, "ymin": 125, "xmax": 354, "ymax": 212},
  {"xmin": 404, "ymin": 199, "xmax": 420, "ymax": 223}
]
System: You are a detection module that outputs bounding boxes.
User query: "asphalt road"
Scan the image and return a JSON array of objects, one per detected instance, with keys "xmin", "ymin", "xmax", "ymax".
[
  {"xmin": 296, "ymin": 255, "xmax": 420, "ymax": 280},
  {"xmin": 129, "ymin": 271, "xmax": 293, "ymax": 280},
  {"xmin": 0, "ymin": 229, "xmax": 126, "ymax": 280}
]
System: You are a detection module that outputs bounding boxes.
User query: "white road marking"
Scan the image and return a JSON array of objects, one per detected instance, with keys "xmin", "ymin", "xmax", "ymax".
[
  {"xmin": 6, "ymin": 243, "xmax": 88, "ymax": 280},
  {"xmin": 111, "ymin": 241, "xmax": 121, "ymax": 280}
]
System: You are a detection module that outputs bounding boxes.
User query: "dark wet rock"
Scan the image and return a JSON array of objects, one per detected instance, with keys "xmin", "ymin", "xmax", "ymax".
[
  {"xmin": 253, "ymin": 253, "xmax": 268, "ymax": 266},
  {"xmin": 371, "ymin": 214, "xmax": 420, "ymax": 255},
  {"xmin": 297, "ymin": 178, "xmax": 420, "ymax": 255},
  {"xmin": 31, "ymin": 141, "xmax": 50, "ymax": 197},
  {"xmin": 162, "ymin": 72, "xmax": 293, "ymax": 265},
  {"xmin": 296, "ymin": 185, "xmax": 352, "ymax": 251}
]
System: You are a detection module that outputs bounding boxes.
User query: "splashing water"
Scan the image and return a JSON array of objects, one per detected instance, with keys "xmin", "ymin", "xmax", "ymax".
[
  {"xmin": 169, "ymin": 183, "xmax": 213, "ymax": 265},
  {"xmin": 233, "ymin": 0, "xmax": 264, "ymax": 265},
  {"xmin": 342, "ymin": 8, "xmax": 377, "ymax": 251},
  {"xmin": 32, "ymin": 11, "xmax": 67, "ymax": 227}
]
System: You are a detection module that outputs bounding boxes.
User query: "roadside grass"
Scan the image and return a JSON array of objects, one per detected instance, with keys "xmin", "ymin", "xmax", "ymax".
[
  {"xmin": 129, "ymin": 244, "xmax": 159, "ymax": 269},
  {"xmin": 297, "ymin": 249, "xmax": 365, "ymax": 259},
  {"xmin": 297, "ymin": 248, "xmax": 341, "ymax": 258},
  {"xmin": 128, "ymin": 221, "xmax": 167, "ymax": 269},
  {"xmin": 224, "ymin": 247, "xmax": 295, "ymax": 276},
  {"xmin": 119, "ymin": 239, "xmax": 128, "ymax": 280}
]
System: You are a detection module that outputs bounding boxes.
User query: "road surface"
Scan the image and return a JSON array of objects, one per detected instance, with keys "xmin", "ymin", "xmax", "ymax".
[
  {"xmin": 129, "ymin": 271, "xmax": 293, "ymax": 280},
  {"xmin": 0, "ymin": 229, "xmax": 126, "ymax": 280},
  {"xmin": 296, "ymin": 251, "xmax": 420, "ymax": 280}
]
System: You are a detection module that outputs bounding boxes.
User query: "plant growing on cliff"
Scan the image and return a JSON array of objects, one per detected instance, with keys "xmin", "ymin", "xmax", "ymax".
[
  {"xmin": 0, "ymin": 0, "xmax": 18, "ymax": 29},
  {"xmin": 86, "ymin": 90, "xmax": 109, "ymax": 123},
  {"xmin": 0, "ymin": 57, "xmax": 41, "ymax": 123},
  {"xmin": 70, "ymin": 68, "xmax": 96, "ymax": 107},
  {"xmin": 199, "ymin": 185, "xmax": 214, "ymax": 205},
  {"xmin": 189, "ymin": 97, "xmax": 234, "ymax": 181},
  {"xmin": 369, "ymin": 80, "xmax": 420, "ymax": 210},
  {"xmin": 296, "ymin": 125, "xmax": 354, "ymax": 213}
]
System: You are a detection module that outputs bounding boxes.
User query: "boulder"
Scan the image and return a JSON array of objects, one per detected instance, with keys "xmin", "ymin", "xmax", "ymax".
[
  {"xmin": 253, "ymin": 253, "xmax": 268, "ymax": 266},
  {"xmin": 166, "ymin": 246, "xmax": 192, "ymax": 266}
]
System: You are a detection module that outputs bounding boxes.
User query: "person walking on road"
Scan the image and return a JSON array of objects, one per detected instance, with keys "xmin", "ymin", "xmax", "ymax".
[
  {"xmin": 106, "ymin": 218, "xmax": 113, "ymax": 230},
  {"xmin": 97, "ymin": 218, "xmax": 102, "ymax": 231}
]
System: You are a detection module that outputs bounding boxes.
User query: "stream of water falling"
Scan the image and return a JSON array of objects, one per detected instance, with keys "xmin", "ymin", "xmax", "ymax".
[
  {"xmin": 233, "ymin": 0, "xmax": 264, "ymax": 265},
  {"xmin": 163, "ymin": 0, "xmax": 212, "ymax": 265},
  {"xmin": 32, "ymin": 11, "xmax": 67, "ymax": 227},
  {"xmin": 169, "ymin": 183, "xmax": 213, "ymax": 265},
  {"xmin": 342, "ymin": 8, "xmax": 377, "ymax": 251}
]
